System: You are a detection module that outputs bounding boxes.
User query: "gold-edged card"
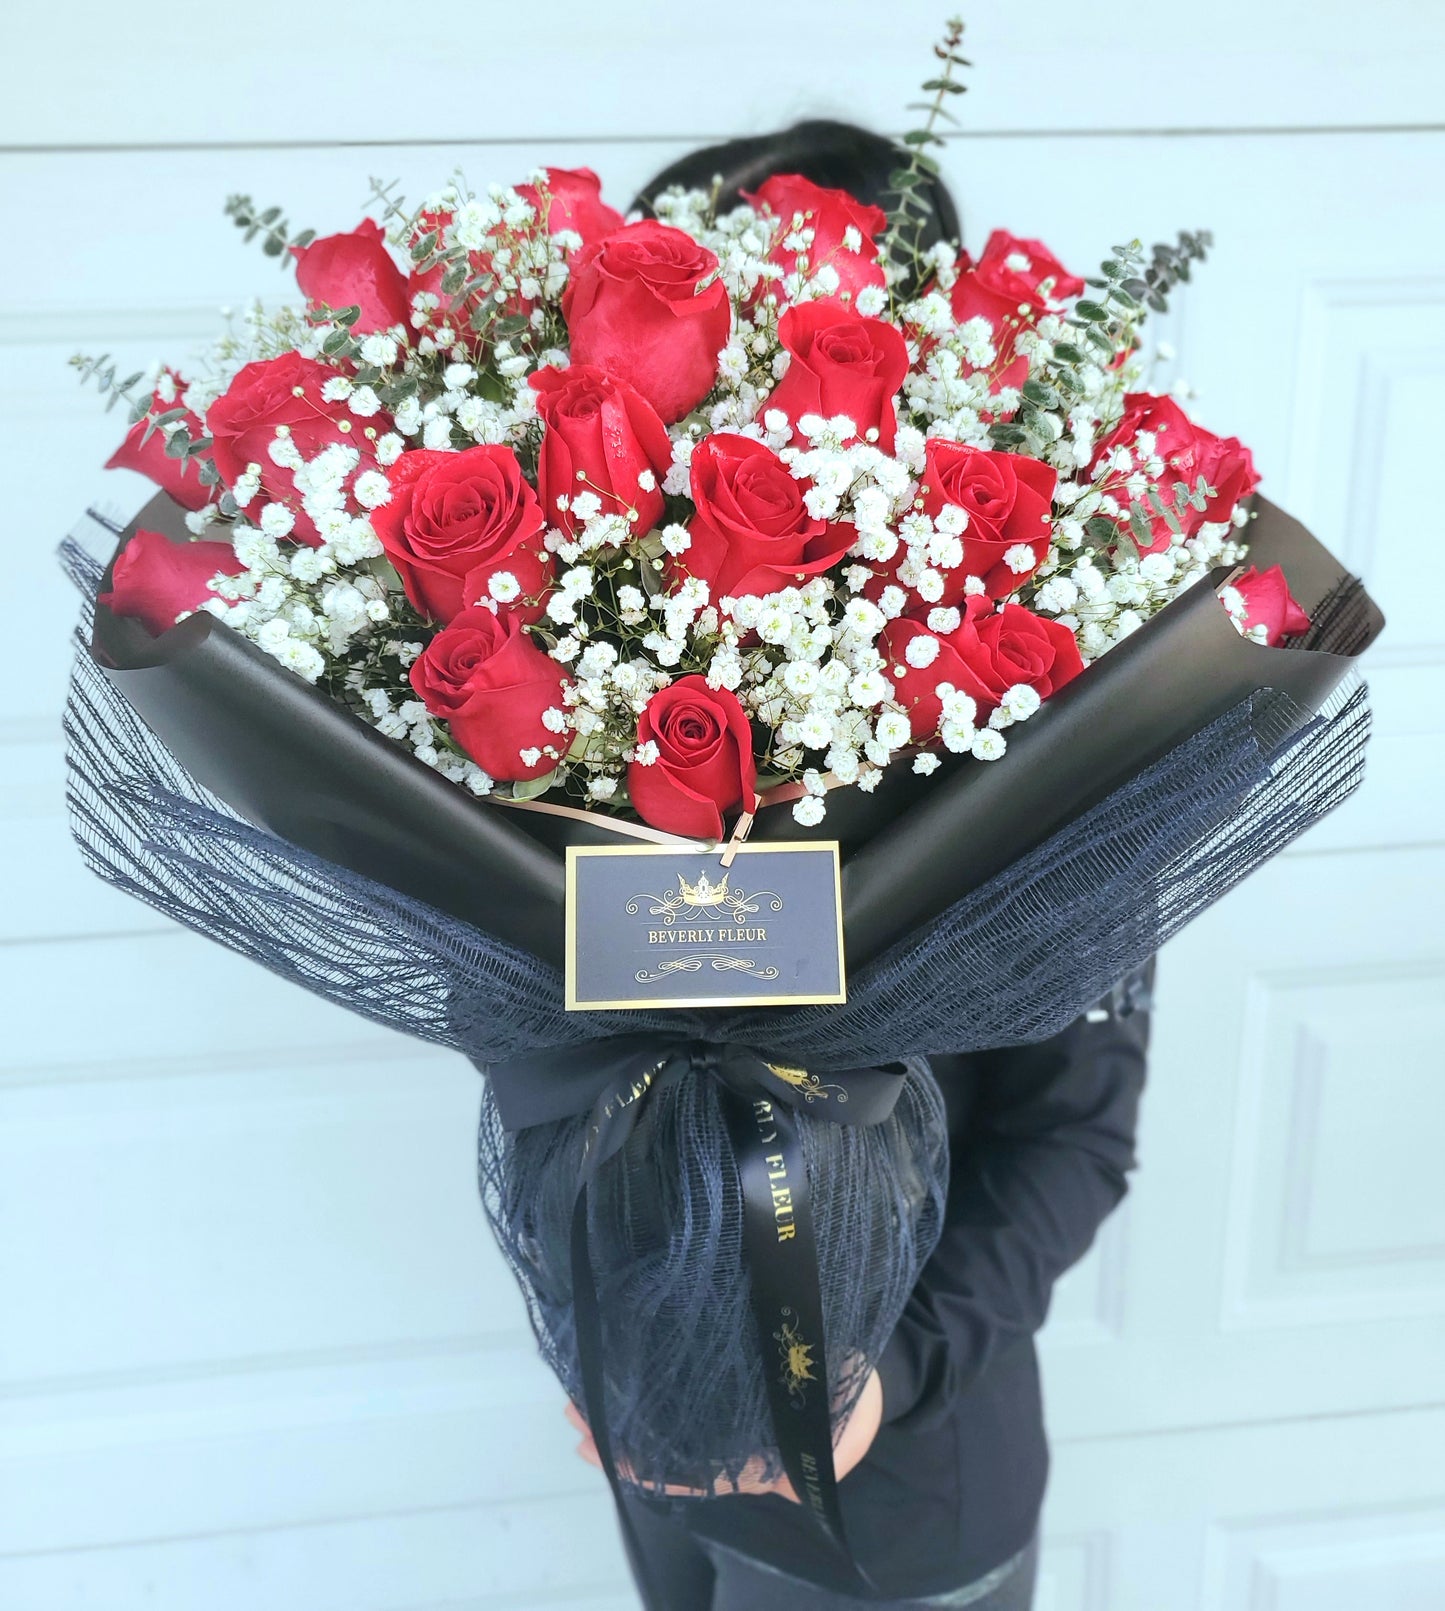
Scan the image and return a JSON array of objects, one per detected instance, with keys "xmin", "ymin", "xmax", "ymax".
[{"xmin": 565, "ymin": 842, "xmax": 847, "ymax": 1012}]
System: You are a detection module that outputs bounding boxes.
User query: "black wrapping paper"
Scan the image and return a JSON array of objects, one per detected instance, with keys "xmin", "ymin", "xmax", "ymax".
[{"xmin": 87, "ymin": 493, "xmax": 1383, "ymax": 973}]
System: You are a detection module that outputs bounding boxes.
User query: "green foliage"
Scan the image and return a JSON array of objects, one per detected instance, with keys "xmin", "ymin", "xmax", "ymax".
[
  {"xmin": 986, "ymin": 231, "xmax": 1214, "ymax": 460},
  {"xmin": 881, "ymin": 16, "xmax": 969, "ymax": 296},
  {"xmin": 69, "ymin": 352, "xmax": 217, "ymax": 486},
  {"xmin": 223, "ymin": 194, "xmax": 317, "ymax": 264},
  {"xmin": 364, "ymin": 175, "xmax": 412, "ymax": 234}
]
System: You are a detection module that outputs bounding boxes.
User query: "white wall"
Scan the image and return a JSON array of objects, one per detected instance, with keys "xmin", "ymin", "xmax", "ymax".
[{"xmin": 3, "ymin": 6, "xmax": 1443, "ymax": 1607}]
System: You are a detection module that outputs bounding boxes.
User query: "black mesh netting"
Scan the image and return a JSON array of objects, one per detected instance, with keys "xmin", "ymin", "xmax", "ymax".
[
  {"xmin": 58, "ymin": 514, "xmax": 1373, "ymax": 1491},
  {"xmin": 479, "ymin": 1052, "xmax": 947, "ymax": 1490}
]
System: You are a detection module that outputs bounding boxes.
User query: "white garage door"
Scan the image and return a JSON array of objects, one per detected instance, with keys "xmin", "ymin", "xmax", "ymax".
[{"xmin": 3, "ymin": 7, "xmax": 1442, "ymax": 1608}]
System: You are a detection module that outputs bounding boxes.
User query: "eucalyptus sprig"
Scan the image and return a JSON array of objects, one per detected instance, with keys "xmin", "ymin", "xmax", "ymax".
[
  {"xmin": 69, "ymin": 353, "xmax": 220, "ymax": 488},
  {"xmin": 882, "ymin": 15, "xmax": 969, "ymax": 296},
  {"xmin": 364, "ymin": 175, "xmax": 413, "ymax": 235},
  {"xmin": 70, "ymin": 352, "xmax": 154, "ymax": 424},
  {"xmin": 223, "ymin": 194, "xmax": 317, "ymax": 262},
  {"xmin": 987, "ymin": 230, "xmax": 1213, "ymax": 462}
]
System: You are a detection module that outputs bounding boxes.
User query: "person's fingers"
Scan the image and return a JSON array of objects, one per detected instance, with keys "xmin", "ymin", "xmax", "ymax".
[{"xmin": 562, "ymin": 1398, "xmax": 808, "ymax": 1502}]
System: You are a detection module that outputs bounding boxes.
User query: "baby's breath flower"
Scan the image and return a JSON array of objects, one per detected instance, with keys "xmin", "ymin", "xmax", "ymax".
[
  {"xmin": 792, "ymin": 795, "xmax": 827, "ymax": 827},
  {"xmin": 359, "ymin": 332, "xmax": 400, "ymax": 368},
  {"xmin": 353, "ymin": 469, "xmax": 392, "ymax": 509}
]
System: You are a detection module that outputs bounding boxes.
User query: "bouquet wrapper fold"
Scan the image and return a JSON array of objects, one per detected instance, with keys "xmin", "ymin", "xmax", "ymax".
[
  {"xmin": 87, "ymin": 495, "xmax": 1380, "ymax": 976},
  {"xmin": 88, "ymin": 497, "xmax": 570, "ymax": 967}
]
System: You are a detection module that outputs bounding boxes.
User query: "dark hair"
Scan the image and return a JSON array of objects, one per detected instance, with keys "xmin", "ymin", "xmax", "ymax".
[{"xmin": 632, "ymin": 117, "xmax": 961, "ymax": 258}]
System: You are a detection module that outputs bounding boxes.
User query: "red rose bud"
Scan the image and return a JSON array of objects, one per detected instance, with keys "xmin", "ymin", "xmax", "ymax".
[
  {"xmin": 105, "ymin": 371, "xmax": 214, "ymax": 513},
  {"xmin": 767, "ymin": 301, "xmax": 909, "ymax": 452},
  {"xmin": 1091, "ymin": 393, "xmax": 1259, "ymax": 553},
  {"xmin": 882, "ymin": 598, "xmax": 1084, "ymax": 740},
  {"xmin": 97, "ymin": 528, "xmax": 243, "ymax": 638},
  {"xmin": 1228, "ymin": 564, "xmax": 1310, "ymax": 646},
  {"xmin": 409, "ymin": 607, "xmax": 568, "ymax": 782},
  {"xmin": 972, "ymin": 231, "xmax": 1084, "ymax": 309},
  {"xmin": 681, "ymin": 432, "xmax": 855, "ymax": 601},
  {"xmin": 562, "ymin": 221, "xmax": 731, "ymax": 424},
  {"xmin": 291, "ymin": 218, "xmax": 412, "ymax": 335},
  {"xmin": 949, "ymin": 230, "xmax": 1083, "ymax": 392},
  {"xmin": 529, "ymin": 365, "xmax": 672, "ymax": 539},
  {"xmin": 628, "ymin": 675, "xmax": 759, "ymax": 840},
  {"xmin": 906, "ymin": 441, "xmax": 1057, "ymax": 603},
  {"xmin": 370, "ymin": 445, "xmax": 549, "ymax": 625},
  {"xmin": 745, "ymin": 173, "xmax": 887, "ymax": 307},
  {"xmin": 516, "ymin": 167, "xmax": 624, "ymax": 251},
  {"xmin": 207, "ymin": 353, "xmax": 389, "ymax": 547}
]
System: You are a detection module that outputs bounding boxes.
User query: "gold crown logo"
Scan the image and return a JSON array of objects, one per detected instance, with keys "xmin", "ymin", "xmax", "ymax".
[{"xmin": 678, "ymin": 869, "xmax": 729, "ymax": 905}]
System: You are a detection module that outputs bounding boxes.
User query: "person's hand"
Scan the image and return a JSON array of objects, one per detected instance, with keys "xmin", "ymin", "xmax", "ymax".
[{"xmin": 563, "ymin": 1365, "xmax": 884, "ymax": 1501}]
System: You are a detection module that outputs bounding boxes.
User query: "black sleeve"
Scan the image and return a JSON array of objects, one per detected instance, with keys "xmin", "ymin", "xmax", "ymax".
[{"xmin": 874, "ymin": 957, "xmax": 1156, "ymax": 1429}]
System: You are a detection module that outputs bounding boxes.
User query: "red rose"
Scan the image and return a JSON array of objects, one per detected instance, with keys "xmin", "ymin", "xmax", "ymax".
[
  {"xmin": 767, "ymin": 301, "xmax": 909, "ymax": 452},
  {"xmin": 516, "ymin": 167, "xmax": 624, "ymax": 251},
  {"xmin": 529, "ymin": 364, "xmax": 672, "ymax": 538},
  {"xmin": 746, "ymin": 173, "xmax": 887, "ymax": 307},
  {"xmin": 1091, "ymin": 393, "xmax": 1259, "ymax": 553},
  {"xmin": 680, "ymin": 432, "xmax": 855, "ymax": 601},
  {"xmin": 370, "ymin": 445, "xmax": 550, "ymax": 624},
  {"xmin": 409, "ymin": 607, "xmax": 568, "ymax": 781},
  {"xmin": 291, "ymin": 218, "xmax": 411, "ymax": 335},
  {"xmin": 97, "ymin": 528, "xmax": 242, "ymax": 637},
  {"xmin": 207, "ymin": 353, "xmax": 387, "ymax": 547},
  {"xmin": 562, "ymin": 221, "xmax": 731, "ymax": 424},
  {"xmin": 1229, "ymin": 564, "xmax": 1310, "ymax": 646},
  {"xmin": 918, "ymin": 441, "xmax": 1057, "ymax": 602},
  {"xmin": 105, "ymin": 371, "xmax": 213, "ymax": 513},
  {"xmin": 628, "ymin": 676, "xmax": 759, "ymax": 839},
  {"xmin": 949, "ymin": 230, "xmax": 1083, "ymax": 392},
  {"xmin": 881, "ymin": 597, "xmax": 1084, "ymax": 738},
  {"xmin": 969, "ymin": 231, "xmax": 1084, "ymax": 309}
]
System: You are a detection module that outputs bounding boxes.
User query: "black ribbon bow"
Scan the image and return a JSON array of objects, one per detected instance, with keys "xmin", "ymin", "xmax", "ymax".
[{"xmin": 485, "ymin": 1035, "xmax": 909, "ymax": 1607}]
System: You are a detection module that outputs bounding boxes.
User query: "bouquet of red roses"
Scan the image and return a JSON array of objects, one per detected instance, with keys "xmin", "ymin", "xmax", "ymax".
[
  {"xmin": 63, "ymin": 19, "xmax": 1382, "ymax": 1597},
  {"xmin": 85, "ymin": 117, "xmax": 1288, "ymax": 845}
]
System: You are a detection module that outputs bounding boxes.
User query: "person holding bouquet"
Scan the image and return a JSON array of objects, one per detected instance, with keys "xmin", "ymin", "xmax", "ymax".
[
  {"xmin": 67, "ymin": 21, "xmax": 1378, "ymax": 1610},
  {"xmin": 535, "ymin": 124, "xmax": 1157, "ymax": 1610}
]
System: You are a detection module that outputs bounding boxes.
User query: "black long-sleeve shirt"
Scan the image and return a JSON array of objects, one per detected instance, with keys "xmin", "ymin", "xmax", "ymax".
[{"xmin": 651, "ymin": 958, "xmax": 1156, "ymax": 1600}]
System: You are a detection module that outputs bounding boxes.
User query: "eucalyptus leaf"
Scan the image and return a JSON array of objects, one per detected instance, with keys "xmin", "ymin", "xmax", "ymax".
[
  {"xmin": 511, "ymin": 768, "xmax": 560, "ymax": 802},
  {"xmin": 1127, "ymin": 506, "xmax": 1154, "ymax": 550},
  {"xmin": 1021, "ymin": 379, "xmax": 1059, "ymax": 408}
]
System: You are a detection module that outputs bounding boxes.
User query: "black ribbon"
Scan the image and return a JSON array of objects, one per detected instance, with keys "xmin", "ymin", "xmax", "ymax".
[{"xmin": 486, "ymin": 1035, "xmax": 908, "ymax": 1607}]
